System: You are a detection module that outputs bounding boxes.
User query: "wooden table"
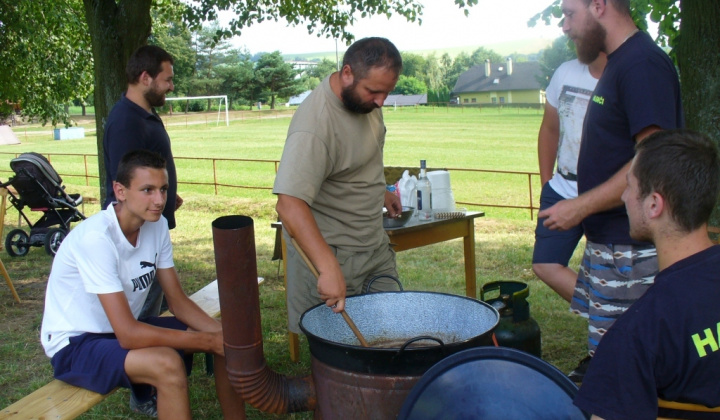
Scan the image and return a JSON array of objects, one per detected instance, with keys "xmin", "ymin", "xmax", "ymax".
[
  {"xmin": 385, "ymin": 211, "xmax": 484, "ymax": 298},
  {"xmin": 272, "ymin": 210, "xmax": 485, "ymax": 362}
]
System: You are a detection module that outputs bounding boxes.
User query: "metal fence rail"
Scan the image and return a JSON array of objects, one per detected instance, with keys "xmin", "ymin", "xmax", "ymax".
[{"xmin": 0, "ymin": 152, "xmax": 541, "ymax": 219}]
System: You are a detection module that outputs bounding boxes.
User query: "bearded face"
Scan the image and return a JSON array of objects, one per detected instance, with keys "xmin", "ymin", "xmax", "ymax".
[
  {"xmin": 144, "ymin": 81, "xmax": 168, "ymax": 107},
  {"xmin": 340, "ymin": 80, "xmax": 379, "ymax": 114},
  {"xmin": 575, "ymin": 12, "xmax": 607, "ymax": 64}
]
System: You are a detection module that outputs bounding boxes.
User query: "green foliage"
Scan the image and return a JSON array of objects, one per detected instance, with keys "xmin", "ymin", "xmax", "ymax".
[
  {"xmin": 149, "ymin": 6, "xmax": 196, "ymax": 95},
  {"xmin": 0, "ymin": 0, "xmax": 93, "ymax": 126},
  {"xmin": 215, "ymin": 58, "xmax": 256, "ymax": 107},
  {"xmin": 392, "ymin": 75, "xmax": 427, "ymax": 95},
  {"xmin": 470, "ymin": 47, "xmax": 503, "ymax": 67},
  {"xmin": 182, "ymin": 1, "xmax": 474, "ymax": 47},
  {"xmin": 401, "ymin": 52, "xmax": 428, "ymax": 78},
  {"xmin": 298, "ymin": 59, "xmax": 337, "ymax": 91},
  {"xmin": 254, "ymin": 52, "xmax": 303, "ymax": 109},
  {"xmin": 427, "ymin": 86, "xmax": 451, "ymax": 104},
  {"xmin": 536, "ymin": 36, "xmax": 577, "ymax": 89},
  {"xmin": 305, "ymin": 59, "xmax": 338, "ymax": 79}
]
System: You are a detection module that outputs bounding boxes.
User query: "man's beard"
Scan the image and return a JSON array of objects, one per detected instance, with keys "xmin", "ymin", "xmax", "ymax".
[
  {"xmin": 144, "ymin": 83, "xmax": 167, "ymax": 107},
  {"xmin": 341, "ymin": 82, "xmax": 377, "ymax": 114},
  {"xmin": 576, "ymin": 16, "xmax": 607, "ymax": 64}
]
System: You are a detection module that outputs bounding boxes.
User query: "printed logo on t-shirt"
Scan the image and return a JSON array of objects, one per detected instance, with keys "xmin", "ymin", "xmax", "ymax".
[
  {"xmin": 691, "ymin": 322, "xmax": 720, "ymax": 358},
  {"xmin": 132, "ymin": 254, "xmax": 157, "ymax": 292},
  {"xmin": 592, "ymin": 94, "xmax": 605, "ymax": 106},
  {"xmin": 556, "ymin": 85, "xmax": 594, "ymax": 182}
]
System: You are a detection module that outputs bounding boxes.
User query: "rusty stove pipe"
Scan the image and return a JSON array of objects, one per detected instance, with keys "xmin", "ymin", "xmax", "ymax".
[{"xmin": 212, "ymin": 215, "xmax": 316, "ymax": 414}]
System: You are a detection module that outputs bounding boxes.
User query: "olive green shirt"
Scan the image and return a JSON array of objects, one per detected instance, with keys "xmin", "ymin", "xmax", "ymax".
[{"xmin": 273, "ymin": 76, "xmax": 387, "ymax": 251}]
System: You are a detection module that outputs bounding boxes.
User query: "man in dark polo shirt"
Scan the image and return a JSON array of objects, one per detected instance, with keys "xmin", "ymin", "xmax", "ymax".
[
  {"xmin": 102, "ymin": 45, "xmax": 183, "ymax": 415},
  {"xmin": 103, "ymin": 45, "xmax": 181, "ymax": 231}
]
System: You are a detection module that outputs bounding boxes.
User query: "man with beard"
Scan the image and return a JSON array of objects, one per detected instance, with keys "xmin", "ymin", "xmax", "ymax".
[
  {"xmin": 574, "ymin": 130, "xmax": 720, "ymax": 419},
  {"xmin": 273, "ymin": 37, "xmax": 403, "ymax": 334},
  {"xmin": 102, "ymin": 45, "xmax": 182, "ymax": 415},
  {"xmin": 538, "ymin": 0, "xmax": 683, "ymax": 382}
]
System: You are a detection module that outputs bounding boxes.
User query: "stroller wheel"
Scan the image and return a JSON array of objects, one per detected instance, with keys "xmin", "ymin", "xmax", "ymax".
[
  {"xmin": 5, "ymin": 229, "xmax": 30, "ymax": 257},
  {"xmin": 44, "ymin": 228, "xmax": 67, "ymax": 257}
]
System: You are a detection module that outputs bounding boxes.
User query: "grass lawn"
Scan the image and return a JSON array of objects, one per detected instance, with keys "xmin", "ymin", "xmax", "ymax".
[{"xmin": 0, "ymin": 107, "xmax": 588, "ymax": 419}]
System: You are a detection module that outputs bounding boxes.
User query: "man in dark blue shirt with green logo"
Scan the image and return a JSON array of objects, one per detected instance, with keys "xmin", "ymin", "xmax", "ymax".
[
  {"xmin": 538, "ymin": 0, "xmax": 683, "ymax": 382},
  {"xmin": 575, "ymin": 129, "xmax": 720, "ymax": 420}
]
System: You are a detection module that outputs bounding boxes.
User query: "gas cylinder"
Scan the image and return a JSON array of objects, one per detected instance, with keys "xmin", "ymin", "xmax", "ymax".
[{"xmin": 480, "ymin": 281, "xmax": 542, "ymax": 358}]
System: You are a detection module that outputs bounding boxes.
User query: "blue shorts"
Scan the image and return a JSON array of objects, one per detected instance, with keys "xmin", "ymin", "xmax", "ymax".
[
  {"xmin": 50, "ymin": 317, "xmax": 193, "ymax": 396},
  {"xmin": 532, "ymin": 182, "xmax": 584, "ymax": 265}
]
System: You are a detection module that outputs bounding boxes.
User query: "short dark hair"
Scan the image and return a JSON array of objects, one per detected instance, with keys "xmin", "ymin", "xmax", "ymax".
[
  {"xmin": 116, "ymin": 150, "xmax": 166, "ymax": 187},
  {"xmin": 342, "ymin": 37, "xmax": 402, "ymax": 80},
  {"xmin": 581, "ymin": 0, "xmax": 630, "ymax": 15},
  {"xmin": 633, "ymin": 129, "xmax": 720, "ymax": 232},
  {"xmin": 611, "ymin": 0, "xmax": 631, "ymax": 15},
  {"xmin": 126, "ymin": 45, "xmax": 174, "ymax": 84}
]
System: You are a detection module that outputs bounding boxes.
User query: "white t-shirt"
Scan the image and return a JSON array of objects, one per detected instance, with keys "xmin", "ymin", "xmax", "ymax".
[
  {"xmin": 40, "ymin": 204, "xmax": 174, "ymax": 358},
  {"xmin": 545, "ymin": 59, "xmax": 599, "ymax": 199}
]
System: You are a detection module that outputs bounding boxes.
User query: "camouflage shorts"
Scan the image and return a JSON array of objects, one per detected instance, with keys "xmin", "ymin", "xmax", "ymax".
[{"xmin": 570, "ymin": 241, "xmax": 658, "ymax": 354}]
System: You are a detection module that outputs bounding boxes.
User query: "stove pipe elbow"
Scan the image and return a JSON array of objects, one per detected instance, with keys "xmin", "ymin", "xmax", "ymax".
[{"xmin": 212, "ymin": 215, "xmax": 316, "ymax": 414}]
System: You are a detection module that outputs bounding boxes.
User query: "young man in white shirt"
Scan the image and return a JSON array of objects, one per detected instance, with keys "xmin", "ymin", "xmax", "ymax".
[{"xmin": 41, "ymin": 150, "xmax": 243, "ymax": 419}]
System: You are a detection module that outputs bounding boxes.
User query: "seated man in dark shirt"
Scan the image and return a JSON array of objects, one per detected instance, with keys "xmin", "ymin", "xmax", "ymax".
[{"xmin": 574, "ymin": 129, "xmax": 720, "ymax": 419}]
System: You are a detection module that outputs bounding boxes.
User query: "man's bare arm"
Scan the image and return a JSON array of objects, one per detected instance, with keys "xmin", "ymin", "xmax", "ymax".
[
  {"xmin": 538, "ymin": 125, "xmax": 662, "ymax": 230},
  {"xmin": 98, "ymin": 291, "xmax": 223, "ymax": 355},
  {"xmin": 538, "ymin": 102, "xmax": 561, "ymax": 186},
  {"xmin": 276, "ymin": 193, "xmax": 346, "ymax": 312}
]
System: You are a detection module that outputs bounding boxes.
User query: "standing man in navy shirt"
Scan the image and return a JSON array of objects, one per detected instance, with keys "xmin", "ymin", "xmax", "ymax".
[
  {"xmin": 538, "ymin": 0, "xmax": 683, "ymax": 382},
  {"xmin": 575, "ymin": 129, "xmax": 720, "ymax": 419},
  {"xmin": 104, "ymin": 45, "xmax": 182, "ymax": 231},
  {"xmin": 103, "ymin": 45, "xmax": 182, "ymax": 415}
]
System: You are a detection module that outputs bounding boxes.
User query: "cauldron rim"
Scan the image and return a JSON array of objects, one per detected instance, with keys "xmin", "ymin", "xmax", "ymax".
[{"xmin": 299, "ymin": 290, "xmax": 499, "ymax": 375}]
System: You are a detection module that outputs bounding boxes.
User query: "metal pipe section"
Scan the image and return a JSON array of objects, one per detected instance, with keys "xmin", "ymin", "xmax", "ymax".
[{"xmin": 213, "ymin": 215, "xmax": 316, "ymax": 414}]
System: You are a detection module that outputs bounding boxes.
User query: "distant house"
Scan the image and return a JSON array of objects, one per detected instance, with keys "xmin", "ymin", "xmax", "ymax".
[
  {"xmin": 287, "ymin": 60, "xmax": 318, "ymax": 71},
  {"xmin": 288, "ymin": 90, "xmax": 312, "ymax": 106},
  {"xmin": 452, "ymin": 58, "xmax": 545, "ymax": 106},
  {"xmin": 383, "ymin": 94, "xmax": 427, "ymax": 107}
]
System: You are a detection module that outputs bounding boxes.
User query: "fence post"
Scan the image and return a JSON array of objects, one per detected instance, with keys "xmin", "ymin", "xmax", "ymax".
[
  {"xmin": 83, "ymin": 155, "xmax": 89, "ymax": 186},
  {"xmin": 528, "ymin": 173, "xmax": 534, "ymax": 221},
  {"xmin": 212, "ymin": 159, "xmax": 219, "ymax": 195}
]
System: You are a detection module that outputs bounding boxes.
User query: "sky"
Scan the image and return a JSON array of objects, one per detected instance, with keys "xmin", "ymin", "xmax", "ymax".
[{"xmin": 220, "ymin": 1, "xmax": 564, "ymax": 56}]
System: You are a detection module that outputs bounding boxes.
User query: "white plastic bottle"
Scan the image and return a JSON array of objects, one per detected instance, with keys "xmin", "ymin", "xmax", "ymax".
[{"xmin": 416, "ymin": 160, "xmax": 432, "ymax": 221}]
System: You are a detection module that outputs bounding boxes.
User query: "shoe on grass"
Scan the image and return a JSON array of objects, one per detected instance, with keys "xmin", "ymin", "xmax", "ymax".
[
  {"xmin": 130, "ymin": 391, "xmax": 158, "ymax": 418},
  {"xmin": 568, "ymin": 355, "xmax": 592, "ymax": 383}
]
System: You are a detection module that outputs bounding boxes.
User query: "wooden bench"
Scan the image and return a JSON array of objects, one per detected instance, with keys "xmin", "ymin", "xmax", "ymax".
[
  {"xmin": 0, "ymin": 279, "xmax": 227, "ymax": 420},
  {"xmin": 658, "ymin": 398, "xmax": 720, "ymax": 419}
]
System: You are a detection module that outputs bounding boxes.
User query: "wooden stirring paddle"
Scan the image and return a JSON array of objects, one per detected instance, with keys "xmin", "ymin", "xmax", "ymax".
[{"xmin": 290, "ymin": 237, "xmax": 370, "ymax": 347}]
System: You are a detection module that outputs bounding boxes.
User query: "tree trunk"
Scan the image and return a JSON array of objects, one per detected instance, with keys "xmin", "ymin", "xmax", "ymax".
[
  {"xmin": 676, "ymin": 0, "xmax": 720, "ymax": 226},
  {"xmin": 83, "ymin": 0, "xmax": 152, "ymax": 204}
]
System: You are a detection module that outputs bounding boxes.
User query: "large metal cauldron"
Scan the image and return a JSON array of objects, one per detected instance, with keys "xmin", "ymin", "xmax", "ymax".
[
  {"xmin": 301, "ymin": 291, "xmax": 499, "ymax": 419},
  {"xmin": 301, "ymin": 291, "xmax": 499, "ymax": 374}
]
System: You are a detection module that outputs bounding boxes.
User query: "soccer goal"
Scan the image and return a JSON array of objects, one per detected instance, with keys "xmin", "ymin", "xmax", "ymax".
[{"xmin": 164, "ymin": 95, "xmax": 229, "ymax": 126}]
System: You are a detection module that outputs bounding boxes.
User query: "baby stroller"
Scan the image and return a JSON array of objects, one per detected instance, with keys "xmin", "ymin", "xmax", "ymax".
[{"xmin": 1, "ymin": 152, "xmax": 86, "ymax": 256}]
